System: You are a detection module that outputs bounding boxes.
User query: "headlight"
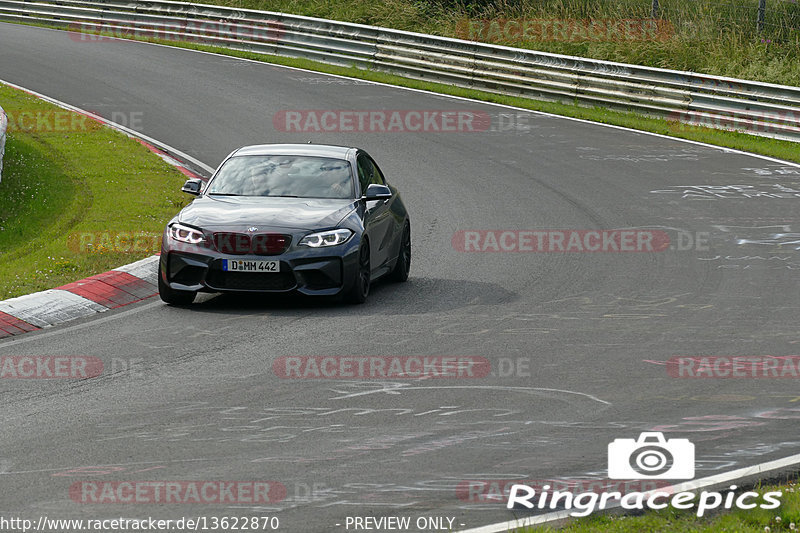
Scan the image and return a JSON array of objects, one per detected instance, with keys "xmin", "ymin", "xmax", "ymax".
[
  {"xmin": 298, "ymin": 229, "xmax": 353, "ymax": 248},
  {"xmin": 169, "ymin": 223, "xmax": 205, "ymax": 244}
]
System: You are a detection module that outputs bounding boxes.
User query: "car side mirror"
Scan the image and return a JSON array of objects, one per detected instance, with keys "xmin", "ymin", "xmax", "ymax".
[
  {"xmin": 363, "ymin": 184, "xmax": 392, "ymax": 201},
  {"xmin": 181, "ymin": 178, "xmax": 202, "ymax": 196}
]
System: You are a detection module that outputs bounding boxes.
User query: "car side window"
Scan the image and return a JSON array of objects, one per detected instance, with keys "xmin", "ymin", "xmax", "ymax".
[
  {"xmin": 356, "ymin": 153, "xmax": 372, "ymax": 195},
  {"xmin": 366, "ymin": 155, "xmax": 386, "ymax": 185}
]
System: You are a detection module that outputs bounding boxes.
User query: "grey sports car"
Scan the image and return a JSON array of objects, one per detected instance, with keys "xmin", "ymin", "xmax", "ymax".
[{"xmin": 158, "ymin": 143, "xmax": 411, "ymax": 305}]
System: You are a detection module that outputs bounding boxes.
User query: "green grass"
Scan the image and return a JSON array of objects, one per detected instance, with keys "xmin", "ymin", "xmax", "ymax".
[
  {"xmin": 204, "ymin": 0, "xmax": 800, "ymax": 86},
  {"xmin": 518, "ymin": 479, "xmax": 800, "ymax": 532},
  {"xmin": 0, "ymin": 84, "xmax": 191, "ymax": 299}
]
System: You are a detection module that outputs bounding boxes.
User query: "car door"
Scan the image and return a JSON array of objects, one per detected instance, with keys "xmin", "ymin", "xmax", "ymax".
[{"xmin": 357, "ymin": 152, "xmax": 394, "ymax": 274}]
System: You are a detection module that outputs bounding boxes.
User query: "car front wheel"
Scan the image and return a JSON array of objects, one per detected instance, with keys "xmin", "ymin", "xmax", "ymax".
[
  {"xmin": 388, "ymin": 222, "xmax": 410, "ymax": 282},
  {"xmin": 344, "ymin": 243, "xmax": 370, "ymax": 304}
]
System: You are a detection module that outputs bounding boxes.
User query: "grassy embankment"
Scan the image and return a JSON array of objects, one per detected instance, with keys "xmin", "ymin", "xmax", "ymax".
[
  {"xmin": 0, "ymin": 84, "xmax": 191, "ymax": 299},
  {"xmin": 210, "ymin": 0, "xmax": 800, "ymax": 86}
]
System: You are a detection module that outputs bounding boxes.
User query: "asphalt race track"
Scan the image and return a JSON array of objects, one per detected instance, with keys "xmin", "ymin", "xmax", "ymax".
[{"xmin": 1, "ymin": 21, "xmax": 800, "ymax": 532}]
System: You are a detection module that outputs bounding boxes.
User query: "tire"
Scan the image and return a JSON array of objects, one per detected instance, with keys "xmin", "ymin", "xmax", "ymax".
[
  {"xmin": 344, "ymin": 242, "xmax": 370, "ymax": 304},
  {"xmin": 158, "ymin": 274, "xmax": 196, "ymax": 305},
  {"xmin": 388, "ymin": 222, "xmax": 410, "ymax": 282}
]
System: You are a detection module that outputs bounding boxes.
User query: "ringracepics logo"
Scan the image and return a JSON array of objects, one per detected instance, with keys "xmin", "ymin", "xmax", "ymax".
[
  {"xmin": 507, "ymin": 482, "xmax": 782, "ymax": 518},
  {"xmin": 608, "ymin": 432, "xmax": 694, "ymax": 480},
  {"xmin": 506, "ymin": 432, "xmax": 783, "ymax": 517}
]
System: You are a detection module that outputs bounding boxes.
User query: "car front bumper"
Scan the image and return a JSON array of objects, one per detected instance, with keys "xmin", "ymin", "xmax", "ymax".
[{"xmin": 159, "ymin": 239, "xmax": 361, "ymax": 297}]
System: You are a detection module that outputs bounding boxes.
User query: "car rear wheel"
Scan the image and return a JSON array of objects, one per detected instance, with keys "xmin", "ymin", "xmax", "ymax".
[
  {"xmin": 388, "ymin": 222, "xmax": 410, "ymax": 282},
  {"xmin": 345, "ymin": 243, "xmax": 370, "ymax": 304},
  {"xmin": 158, "ymin": 274, "xmax": 196, "ymax": 306}
]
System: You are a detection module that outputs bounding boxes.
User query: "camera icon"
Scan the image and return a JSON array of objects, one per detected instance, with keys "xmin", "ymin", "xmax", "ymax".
[{"xmin": 608, "ymin": 432, "xmax": 695, "ymax": 479}]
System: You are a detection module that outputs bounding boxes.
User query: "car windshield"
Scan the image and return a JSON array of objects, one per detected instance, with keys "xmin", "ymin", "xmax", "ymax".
[{"xmin": 206, "ymin": 155, "xmax": 353, "ymax": 199}]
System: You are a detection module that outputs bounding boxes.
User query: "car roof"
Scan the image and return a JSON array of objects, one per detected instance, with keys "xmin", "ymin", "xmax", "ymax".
[{"xmin": 232, "ymin": 144, "xmax": 356, "ymax": 159}]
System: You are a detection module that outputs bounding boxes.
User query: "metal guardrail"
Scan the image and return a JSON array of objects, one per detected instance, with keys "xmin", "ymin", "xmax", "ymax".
[
  {"xmin": 0, "ymin": 105, "xmax": 7, "ymax": 183},
  {"xmin": 1, "ymin": 0, "xmax": 799, "ymax": 141}
]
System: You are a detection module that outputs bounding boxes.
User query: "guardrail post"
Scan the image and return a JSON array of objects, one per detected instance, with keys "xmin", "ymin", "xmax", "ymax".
[
  {"xmin": 757, "ymin": 0, "xmax": 766, "ymax": 32},
  {"xmin": 651, "ymin": 0, "xmax": 659, "ymax": 19}
]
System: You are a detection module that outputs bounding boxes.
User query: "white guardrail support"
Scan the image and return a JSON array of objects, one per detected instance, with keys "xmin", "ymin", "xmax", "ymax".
[
  {"xmin": 0, "ymin": 105, "xmax": 7, "ymax": 183},
  {"xmin": 1, "ymin": 0, "xmax": 799, "ymax": 141}
]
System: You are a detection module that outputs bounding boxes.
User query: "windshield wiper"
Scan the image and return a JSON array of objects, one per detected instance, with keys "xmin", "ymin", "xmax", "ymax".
[{"xmin": 208, "ymin": 193, "xmax": 246, "ymax": 196}]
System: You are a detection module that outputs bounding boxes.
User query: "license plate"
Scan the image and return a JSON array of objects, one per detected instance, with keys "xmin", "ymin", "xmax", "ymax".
[{"xmin": 222, "ymin": 260, "xmax": 280, "ymax": 272}]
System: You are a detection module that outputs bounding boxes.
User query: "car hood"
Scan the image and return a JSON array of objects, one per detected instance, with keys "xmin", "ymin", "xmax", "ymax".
[{"xmin": 178, "ymin": 196, "xmax": 357, "ymax": 231}]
